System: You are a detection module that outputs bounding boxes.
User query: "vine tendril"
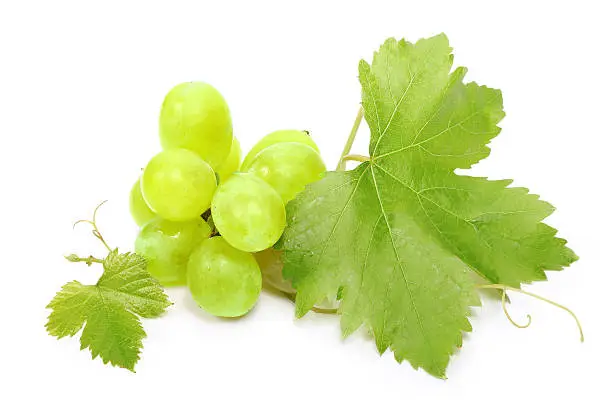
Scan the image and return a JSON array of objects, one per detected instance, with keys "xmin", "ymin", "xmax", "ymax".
[
  {"xmin": 478, "ymin": 284, "xmax": 583, "ymax": 342},
  {"xmin": 73, "ymin": 200, "xmax": 112, "ymax": 252},
  {"xmin": 501, "ymin": 290, "xmax": 532, "ymax": 329}
]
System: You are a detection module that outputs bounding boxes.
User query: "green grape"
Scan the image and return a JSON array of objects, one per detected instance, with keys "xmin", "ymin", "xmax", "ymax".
[
  {"xmin": 159, "ymin": 82, "xmax": 233, "ymax": 170},
  {"xmin": 212, "ymin": 173, "xmax": 286, "ymax": 252},
  {"xmin": 129, "ymin": 179, "xmax": 156, "ymax": 226},
  {"xmin": 241, "ymin": 129, "xmax": 319, "ymax": 170},
  {"xmin": 245, "ymin": 142, "xmax": 326, "ymax": 203},
  {"xmin": 135, "ymin": 217, "xmax": 212, "ymax": 286},
  {"xmin": 187, "ymin": 236, "xmax": 262, "ymax": 317},
  {"xmin": 216, "ymin": 137, "xmax": 241, "ymax": 182},
  {"xmin": 254, "ymin": 248, "xmax": 294, "ymax": 294},
  {"xmin": 141, "ymin": 149, "xmax": 217, "ymax": 221}
]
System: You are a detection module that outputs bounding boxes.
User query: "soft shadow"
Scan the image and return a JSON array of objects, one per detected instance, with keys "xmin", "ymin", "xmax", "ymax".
[{"xmin": 181, "ymin": 289, "xmax": 259, "ymax": 324}]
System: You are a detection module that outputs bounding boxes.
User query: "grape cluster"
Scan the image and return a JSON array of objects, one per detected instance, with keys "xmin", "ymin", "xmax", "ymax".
[{"xmin": 129, "ymin": 82, "xmax": 325, "ymax": 317}]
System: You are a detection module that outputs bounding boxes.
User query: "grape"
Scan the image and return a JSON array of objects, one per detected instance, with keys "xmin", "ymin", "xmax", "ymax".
[
  {"xmin": 254, "ymin": 249, "xmax": 337, "ymax": 311},
  {"xmin": 187, "ymin": 236, "xmax": 262, "ymax": 317},
  {"xmin": 241, "ymin": 129, "xmax": 319, "ymax": 170},
  {"xmin": 216, "ymin": 137, "xmax": 241, "ymax": 182},
  {"xmin": 245, "ymin": 142, "xmax": 326, "ymax": 203},
  {"xmin": 212, "ymin": 173, "xmax": 285, "ymax": 252},
  {"xmin": 254, "ymin": 249, "xmax": 294, "ymax": 294},
  {"xmin": 129, "ymin": 179, "xmax": 156, "ymax": 226},
  {"xmin": 135, "ymin": 217, "xmax": 212, "ymax": 286},
  {"xmin": 159, "ymin": 82, "xmax": 233, "ymax": 170},
  {"xmin": 141, "ymin": 149, "xmax": 217, "ymax": 221}
]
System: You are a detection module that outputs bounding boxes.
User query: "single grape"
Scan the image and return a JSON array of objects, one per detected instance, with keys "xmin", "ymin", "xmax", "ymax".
[
  {"xmin": 187, "ymin": 236, "xmax": 262, "ymax": 317},
  {"xmin": 241, "ymin": 129, "xmax": 319, "ymax": 170},
  {"xmin": 212, "ymin": 173, "xmax": 285, "ymax": 252},
  {"xmin": 135, "ymin": 217, "xmax": 212, "ymax": 286},
  {"xmin": 141, "ymin": 149, "xmax": 217, "ymax": 221},
  {"xmin": 129, "ymin": 178, "xmax": 156, "ymax": 226},
  {"xmin": 254, "ymin": 248, "xmax": 294, "ymax": 294},
  {"xmin": 245, "ymin": 142, "xmax": 326, "ymax": 203},
  {"xmin": 216, "ymin": 137, "xmax": 241, "ymax": 182},
  {"xmin": 159, "ymin": 82, "xmax": 233, "ymax": 170}
]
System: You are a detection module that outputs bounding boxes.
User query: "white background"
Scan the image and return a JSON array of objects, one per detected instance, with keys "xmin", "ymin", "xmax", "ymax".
[{"xmin": 1, "ymin": 1, "xmax": 610, "ymax": 406}]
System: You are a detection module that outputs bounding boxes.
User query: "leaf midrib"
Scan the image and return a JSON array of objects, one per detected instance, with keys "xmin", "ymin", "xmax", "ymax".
[
  {"xmin": 93, "ymin": 286, "xmax": 133, "ymax": 367},
  {"xmin": 369, "ymin": 163, "xmax": 439, "ymax": 374}
]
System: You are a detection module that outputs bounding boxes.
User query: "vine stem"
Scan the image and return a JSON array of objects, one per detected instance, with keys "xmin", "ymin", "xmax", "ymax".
[
  {"xmin": 478, "ymin": 284, "xmax": 584, "ymax": 342},
  {"xmin": 336, "ymin": 107, "xmax": 364, "ymax": 171},
  {"xmin": 65, "ymin": 255, "xmax": 104, "ymax": 265},
  {"xmin": 311, "ymin": 306, "xmax": 338, "ymax": 315}
]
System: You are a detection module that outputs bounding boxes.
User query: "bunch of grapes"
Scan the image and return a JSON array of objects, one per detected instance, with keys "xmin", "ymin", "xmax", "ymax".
[{"xmin": 129, "ymin": 82, "xmax": 325, "ymax": 317}]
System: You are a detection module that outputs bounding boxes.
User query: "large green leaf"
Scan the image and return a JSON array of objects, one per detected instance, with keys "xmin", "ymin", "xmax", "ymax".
[{"xmin": 277, "ymin": 34, "xmax": 577, "ymax": 378}]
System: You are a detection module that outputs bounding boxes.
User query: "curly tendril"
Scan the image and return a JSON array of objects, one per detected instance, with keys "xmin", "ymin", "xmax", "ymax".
[{"xmin": 478, "ymin": 284, "xmax": 584, "ymax": 342}]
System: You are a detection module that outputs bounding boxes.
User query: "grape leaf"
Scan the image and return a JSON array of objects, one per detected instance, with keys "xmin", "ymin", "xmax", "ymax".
[
  {"xmin": 46, "ymin": 250, "xmax": 172, "ymax": 371},
  {"xmin": 276, "ymin": 34, "xmax": 577, "ymax": 378}
]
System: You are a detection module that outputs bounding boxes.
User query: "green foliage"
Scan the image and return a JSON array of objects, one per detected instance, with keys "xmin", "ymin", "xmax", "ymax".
[
  {"xmin": 277, "ymin": 34, "xmax": 577, "ymax": 378},
  {"xmin": 46, "ymin": 250, "xmax": 172, "ymax": 371}
]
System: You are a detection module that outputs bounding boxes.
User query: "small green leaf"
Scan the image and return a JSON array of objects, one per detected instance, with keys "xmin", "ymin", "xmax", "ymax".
[
  {"xmin": 64, "ymin": 254, "xmax": 82, "ymax": 263},
  {"xmin": 46, "ymin": 251, "xmax": 172, "ymax": 371}
]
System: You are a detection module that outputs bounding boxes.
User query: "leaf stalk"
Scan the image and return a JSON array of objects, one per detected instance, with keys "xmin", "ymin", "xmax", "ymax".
[
  {"xmin": 336, "ymin": 107, "xmax": 364, "ymax": 171},
  {"xmin": 341, "ymin": 154, "xmax": 370, "ymax": 165}
]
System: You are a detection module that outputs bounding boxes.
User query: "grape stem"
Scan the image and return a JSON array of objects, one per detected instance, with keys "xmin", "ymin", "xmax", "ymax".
[
  {"xmin": 336, "ymin": 107, "xmax": 365, "ymax": 171},
  {"xmin": 201, "ymin": 209, "xmax": 212, "ymax": 221},
  {"xmin": 477, "ymin": 284, "xmax": 584, "ymax": 342}
]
